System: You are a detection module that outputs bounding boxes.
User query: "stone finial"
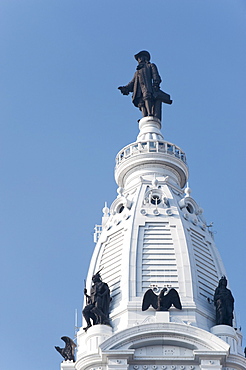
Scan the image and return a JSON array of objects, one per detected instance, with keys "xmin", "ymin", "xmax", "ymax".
[
  {"xmin": 184, "ymin": 184, "xmax": 191, "ymax": 197},
  {"xmin": 152, "ymin": 175, "xmax": 158, "ymax": 188},
  {"xmin": 102, "ymin": 202, "xmax": 110, "ymax": 217},
  {"xmin": 117, "ymin": 187, "xmax": 124, "ymax": 197}
]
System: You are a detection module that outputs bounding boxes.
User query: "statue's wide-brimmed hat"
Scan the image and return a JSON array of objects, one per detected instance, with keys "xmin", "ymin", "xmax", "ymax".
[{"xmin": 134, "ymin": 50, "xmax": 151, "ymax": 61}]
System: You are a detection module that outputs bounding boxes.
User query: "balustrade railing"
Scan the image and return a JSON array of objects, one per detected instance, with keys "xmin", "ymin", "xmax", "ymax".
[{"xmin": 115, "ymin": 141, "xmax": 187, "ymax": 166}]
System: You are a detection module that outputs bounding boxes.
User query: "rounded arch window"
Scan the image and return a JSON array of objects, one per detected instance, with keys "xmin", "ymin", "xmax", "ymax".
[
  {"xmin": 117, "ymin": 204, "xmax": 125, "ymax": 213},
  {"xmin": 186, "ymin": 203, "xmax": 194, "ymax": 214},
  {"xmin": 151, "ymin": 194, "xmax": 161, "ymax": 205}
]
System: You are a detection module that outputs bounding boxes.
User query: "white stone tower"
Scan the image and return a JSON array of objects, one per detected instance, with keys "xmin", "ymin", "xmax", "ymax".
[{"xmin": 61, "ymin": 116, "xmax": 246, "ymax": 370}]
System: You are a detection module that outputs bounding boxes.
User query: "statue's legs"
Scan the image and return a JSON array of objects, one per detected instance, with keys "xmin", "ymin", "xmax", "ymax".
[
  {"xmin": 92, "ymin": 306, "xmax": 111, "ymax": 326},
  {"xmin": 138, "ymin": 98, "xmax": 154, "ymax": 117},
  {"xmin": 82, "ymin": 304, "xmax": 96, "ymax": 331},
  {"xmin": 144, "ymin": 99, "xmax": 154, "ymax": 116},
  {"xmin": 138, "ymin": 100, "xmax": 147, "ymax": 117},
  {"xmin": 140, "ymin": 106, "xmax": 147, "ymax": 117},
  {"xmin": 139, "ymin": 100, "xmax": 155, "ymax": 117}
]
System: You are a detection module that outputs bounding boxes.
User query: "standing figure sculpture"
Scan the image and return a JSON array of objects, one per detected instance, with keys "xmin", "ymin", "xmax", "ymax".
[
  {"xmin": 82, "ymin": 271, "xmax": 111, "ymax": 331},
  {"xmin": 214, "ymin": 276, "xmax": 234, "ymax": 326},
  {"xmin": 118, "ymin": 51, "xmax": 172, "ymax": 121}
]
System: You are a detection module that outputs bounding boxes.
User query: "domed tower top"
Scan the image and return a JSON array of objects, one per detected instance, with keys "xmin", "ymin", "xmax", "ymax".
[
  {"xmin": 74, "ymin": 52, "xmax": 245, "ymax": 370},
  {"xmin": 115, "ymin": 116, "xmax": 188, "ymax": 190},
  {"xmin": 80, "ymin": 113, "xmax": 231, "ymax": 332}
]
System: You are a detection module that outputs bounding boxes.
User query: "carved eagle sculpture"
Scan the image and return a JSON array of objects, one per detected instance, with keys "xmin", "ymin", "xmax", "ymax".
[
  {"xmin": 55, "ymin": 336, "xmax": 77, "ymax": 362},
  {"xmin": 142, "ymin": 287, "xmax": 182, "ymax": 311}
]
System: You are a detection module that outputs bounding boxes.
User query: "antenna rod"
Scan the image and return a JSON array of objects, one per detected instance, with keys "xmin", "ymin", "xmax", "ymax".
[{"xmin": 75, "ymin": 308, "xmax": 78, "ymax": 329}]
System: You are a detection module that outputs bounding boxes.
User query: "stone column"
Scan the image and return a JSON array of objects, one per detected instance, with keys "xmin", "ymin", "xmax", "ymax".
[
  {"xmin": 77, "ymin": 324, "xmax": 113, "ymax": 359},
  {"xmin": 211, "ymin": 325, "xmax": 241, "ymax": 355},
  {"xmin": 61, "ymin": 360, "xmax": 76, "ymax": 370}
]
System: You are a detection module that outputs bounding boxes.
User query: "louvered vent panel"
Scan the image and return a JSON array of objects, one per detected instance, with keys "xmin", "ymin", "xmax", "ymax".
[
  {"xmin": 137, "ymin": 223, "xmax": 178, "ymax": 295},
  {"xmin": 99, "ymin": 229, "xmax": 123, "ymax": 306},
  {"xmin": 190, "ymin": 228, "xmax": 219, "ymax": 300}
]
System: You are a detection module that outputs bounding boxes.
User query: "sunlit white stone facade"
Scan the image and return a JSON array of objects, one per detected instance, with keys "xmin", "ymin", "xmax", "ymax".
[{"xmin": 61, "ymin": 117, "xmax": 245, "ymax": 370}]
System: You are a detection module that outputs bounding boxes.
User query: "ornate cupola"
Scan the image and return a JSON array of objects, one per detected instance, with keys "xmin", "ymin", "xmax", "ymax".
[
  {"xmin": 73, "ymin": 114, "xmax": 245, "ymax": 370},
  {"xmin": 57, "ymin": 51, "xmax": 246, "ymax": 370},
  {"xmin": 78, "ymin": 115, "xmax": 226, "ymax": 333}
]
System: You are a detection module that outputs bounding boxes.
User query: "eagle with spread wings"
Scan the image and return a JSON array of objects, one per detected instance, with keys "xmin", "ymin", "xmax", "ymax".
[
  {"xmin": 142, "ymin": 287, "xmax": 182, "ymax": 311},
  {"xmin": 55, "ymin": 336, "xmax": 77, "ymax": 362}
]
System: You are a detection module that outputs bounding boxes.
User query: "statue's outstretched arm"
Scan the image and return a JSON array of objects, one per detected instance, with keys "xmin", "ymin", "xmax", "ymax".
[{"xmin": 118, "ymin": 75, "xmax": 135, "ymax": 95}]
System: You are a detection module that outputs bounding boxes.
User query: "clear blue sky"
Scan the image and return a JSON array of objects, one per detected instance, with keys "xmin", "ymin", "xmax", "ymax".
[{"xmin": 1, "ymin": 1, "xmax": 246, "ymax": 369}]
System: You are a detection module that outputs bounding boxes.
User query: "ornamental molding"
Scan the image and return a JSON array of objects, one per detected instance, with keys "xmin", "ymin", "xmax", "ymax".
[
  {"xmin": 116, "ymin": 158, "xmax": 188, "ymax": 189},
  {"xmin": 100, "ymin": 323, "xmax": 229, "ymax": 353},
  {"xmin": 225, "ymin": 354, "xmax": 246, "ymax": 370}
]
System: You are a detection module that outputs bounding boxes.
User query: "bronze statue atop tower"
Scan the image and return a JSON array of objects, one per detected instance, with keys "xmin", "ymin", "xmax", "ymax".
[{"xmin": 118, "ymin": 51, "xmax": 172, "ymax": 121}]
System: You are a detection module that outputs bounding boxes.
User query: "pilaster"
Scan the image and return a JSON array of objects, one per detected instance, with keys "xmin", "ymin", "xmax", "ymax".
[
  {"xmin": 107, "ymin": 358, "xmax": 128, "ymax": 370},
  {"xmin": 199, "ymin": 359, "xmax": 222, "ymax": 370}
]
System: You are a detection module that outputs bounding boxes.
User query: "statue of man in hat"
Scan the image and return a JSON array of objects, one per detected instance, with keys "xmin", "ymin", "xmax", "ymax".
[{"xmin": 118, "ymin": 51, "xmax": 172, "ymax": 120}]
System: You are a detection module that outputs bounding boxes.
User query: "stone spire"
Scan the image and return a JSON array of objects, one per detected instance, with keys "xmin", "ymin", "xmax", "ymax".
[
  {"xmin": 70, "ymin": 115, "xmax": 246, "ymax": 370},
  {"xmin": 57, "ymin": 50, "xmax": 245, "ymax": 370},
  {"xmin": 69, "ymin": 112, "xmax": 246, "ymax": 370}
]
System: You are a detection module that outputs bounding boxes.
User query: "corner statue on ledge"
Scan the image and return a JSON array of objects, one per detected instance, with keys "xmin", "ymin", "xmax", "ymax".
[
  {"xmin": 118, "ymin": 50, "xmax": 172, "ymax": 121},
  {"xmin": 82, "ymin": 270, "xmax": 111, "ymax": 332},
  {"xmin": 55, "ymin": 336, "xmax": 76, "ymax": 362},
  {"xmin": 214, "ymin": 276, "xmax": 234, "ymax": 326},
  {"xmin": 142, "ymin": 287, "xmax": 182, "ymax": 311}
]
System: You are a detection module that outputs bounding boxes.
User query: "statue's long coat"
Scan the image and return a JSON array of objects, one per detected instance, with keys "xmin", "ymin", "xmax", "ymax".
[{"xmin": 124, "ymin": 62, "xmax": 161, "ymax": 107}]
